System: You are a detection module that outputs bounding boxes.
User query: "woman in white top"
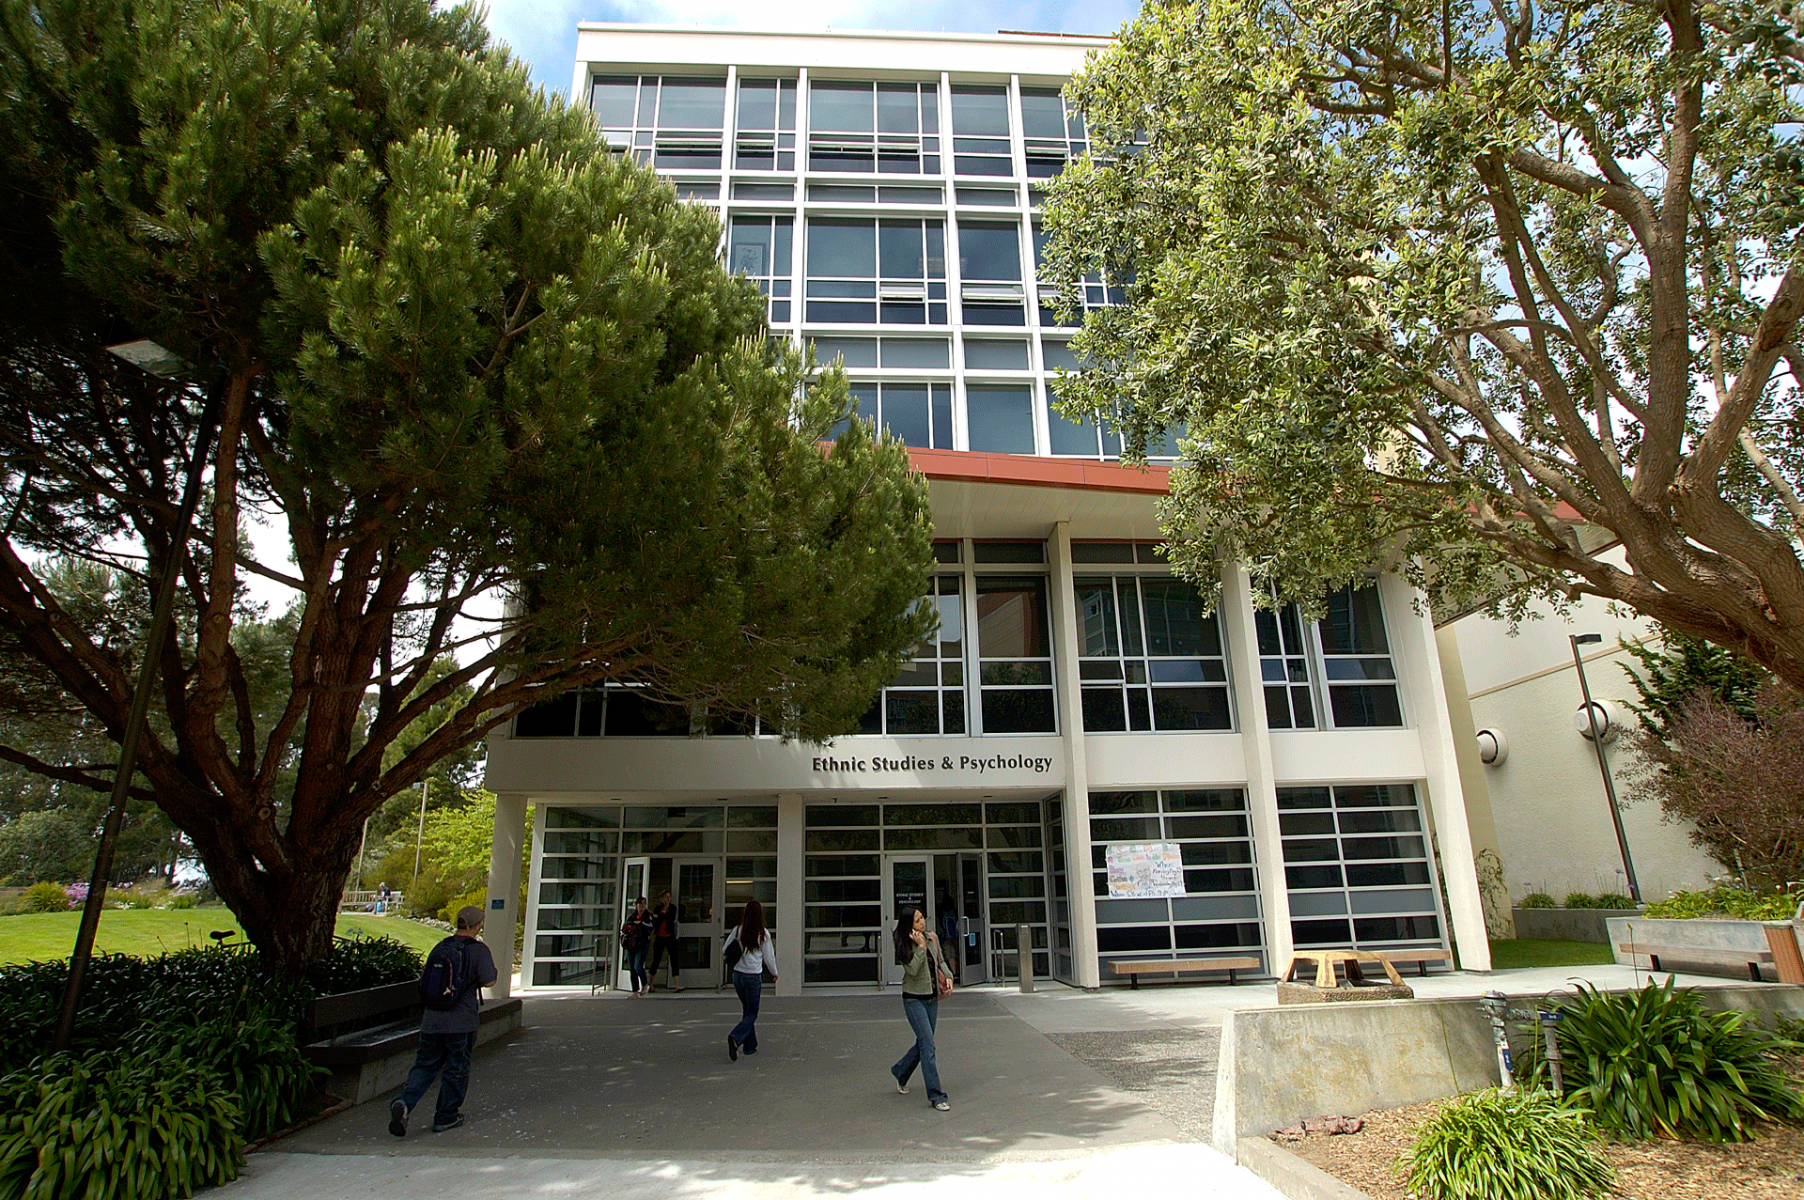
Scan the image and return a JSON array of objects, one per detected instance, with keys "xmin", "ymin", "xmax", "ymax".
[{"xmin": 725, "ymin": 898, "xmax": 776, "ymax": 1060}]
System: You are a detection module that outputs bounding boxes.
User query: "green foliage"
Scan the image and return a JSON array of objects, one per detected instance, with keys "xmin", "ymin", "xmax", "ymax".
[
  {"xmin": 0, "ymin": 1050, "xmax": 244, "ymax": 1200},
  {"xmin": 0, "ymin": 811, "xmax": 93, "ymax": 887},
  {"xmin": 1397, "ymin": 1087, "xmax": 1613, "ymax": 1200},
  {"xmin": 1524, "ymin": 980, "xmax": 1803, "ymax": 1142},
  {"xmin": 14, "ymin": 883, "xmax": 67, "ymax": 915},
  {"xmin": 1621, "ymin": 630, "xmax": 1770, "ymax": 741},
  {"xmin": 163, "ymin": 894, "xmax": 195, "ymax": 910},
  {"xmin": 1042, "ymin": 1, "xmax": 1804, "ymax": 688},
  {"xmin": 1561, "ymin": 892, "xmax": 1597, "ymax": 910},
  {"xmin": 1518, "ymin": 892, "xmax": 1557, "ymax": 909},
  {"xmin": 1642, "ymin": 886, "xmax": 1798, "ymax": 921},
  {"xmin": 0, "ymin": 0, "xmax": 934, "ymax": 974},
  {"xmin": 128, "ymin": 1010, "xmax": 319, "ymax": 1141},
  {"xmin": 301, "ymin": 935, "xmax": 421, "ymax": 998},
  {"xmin": 1587, "ymin": 893, "xmax": 1636, "ymax": 910}
]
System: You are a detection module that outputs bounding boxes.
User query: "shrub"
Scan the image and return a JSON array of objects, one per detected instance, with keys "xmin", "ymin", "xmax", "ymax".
[
  {"xmin": 0, "ymin": 1049, "xmax": 243, "ymax": 1199},
  {"xmin": 1398, "ymin": 1087, "xmax": 1613, "ymax": 1200},
  {"xmin": 1588, "ymin": 892, "xmax": 1636, "ymax": 909},
  {"xmin": 14, "ymin": 882, "xmax": 70, "ymax": 914},
  {"xmin": 1562, "ymin": 892, "xmax": 1598, "ymax": 909},
  {"xmin": 303, "ymin": 935, "xmax": 422, "ymax": 997},
  {"xmin": 1525, "ymin": 979, "xmax": 1803, "ymax": 1141},
  {"xmin": 163, "ymin": 893, "xmax": 196, "ymax": 910},
  {"xmin": 1642, "ymin": 885, "xmax": 1796, "ymax": 921},
  {"xmin": 1519, "ymin": 892, "xmax": 1557, "ymax": 909},
  {"xmin": 132, "ymin": 1010, "xmax": 321, "ymax": 1140}
]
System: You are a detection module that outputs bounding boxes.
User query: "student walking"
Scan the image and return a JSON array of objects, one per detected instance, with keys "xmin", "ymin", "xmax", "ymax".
[
  {"xmin": 622, "ymin": 896, "xmax": 654, "ymax": 996},
  {"xmin": 388, "ymin": 905, "xmax": 498, "ymax": 1136},
  {"xmin": 890, "ymin": 906, "xmax": 953, "ymax": 1111},
  {"xmin": 646, "ymin": 890, "xmax": 683, "ymax": 992},
  {"xmin": 724, "ymin": 899, "xmax": 775, "ymax": 1060}
]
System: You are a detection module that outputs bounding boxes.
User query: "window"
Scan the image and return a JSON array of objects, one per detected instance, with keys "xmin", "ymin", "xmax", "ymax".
[
  {"xmin": 1256, "ymin": 597, "xmax": 1315, "ymax": 729},
  {"xmin": 964, "ymin": 339, "xmax": 1029, "ymax": 369},
  {"xmin": 976, "ymin": 575, "xmax": 1055, "ymax": 733},
  {"xmin": 959, "ymin": 222, "xmax": 1026, "ymax": 326},
  {"xmin": 1032, "ymin": 221, "xmax": 1124, "ymax": 328},
  {"xmin": 590, "ymin": 75, "xmax": 726, "ymax": 168},
  {"xmin": 808, "ymin": 80, "xmax": 941, "ymax": 174},
  {"xmin": 727, "ymin": 216, "xmax": 793, "ymax": 323},
  {"xmin": 1318, "ymin": 585, "xmax": 1402, "ymax": 727},
  {"xmin": 735, "ymin": 77, "xmax": 796, "ymax": 170},
  {"xmin": 1278, "ymin": 784, "xmax": 1442, "ymax": 951},
  {"xmin": 1075, "ymin": 575, "xmax": 1230, "ymax": 732},
  {"xmin": 810, "ymin": 336, "xmax": 952, "ymax": 369},
  {"xmin": 839, "ymin": 383, "xmax": 954, "ymax": 449},
  {"xmin": 966, "ymin": 385, "xmax": 1035, "ymax": 454},
  {"xmin": 804, "ymin": 218, "xmax": 947, "ymax": 324},
  {"xmin": 1043, "ymin": 340, "xmax": 1116, "ymax": 457},
  {"xmin": 858, "ymin": 576, "xmax": 965, "ymax": 735},
  {"xmin": 1020, "ymin": 87, "xmax": 1087, "ymax": 178},
  {"xmin": 1090, "ymin": 789, "xmax": 1263, "ymax": 966},
  {"xmin": 950, "ymin": 85, "xmax": 1012, "ymax": 176}
]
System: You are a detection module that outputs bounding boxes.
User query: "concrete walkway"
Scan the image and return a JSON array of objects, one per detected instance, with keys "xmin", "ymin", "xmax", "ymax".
[{"xmin": 210, "ymin": 962, "xmax": 1758, "ymax": 1200}]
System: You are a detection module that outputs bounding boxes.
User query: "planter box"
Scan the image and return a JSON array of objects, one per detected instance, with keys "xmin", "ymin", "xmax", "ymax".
[
  {"xmin": 1606, "ymin": 916, "xmax": 1801, "ymax": 983},
  {"xmin": 1511, "ymin": 907, "xmax": 1640, "ymax": 943}
]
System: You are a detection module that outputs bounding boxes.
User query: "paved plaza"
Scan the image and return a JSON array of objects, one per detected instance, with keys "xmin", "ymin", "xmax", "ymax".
[{"xmin": 213, "ymin": 963, "xmax": 1747, "ymax": 1200}]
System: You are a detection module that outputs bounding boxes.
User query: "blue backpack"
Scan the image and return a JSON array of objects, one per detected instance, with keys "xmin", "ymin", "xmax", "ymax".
[{"xmin": 419, "ymin": 937, "xmax": 477, "ymax": 1011}]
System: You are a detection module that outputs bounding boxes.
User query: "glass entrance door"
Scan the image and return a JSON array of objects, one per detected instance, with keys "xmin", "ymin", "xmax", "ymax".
[
  {"xmin": 617, "ymin": 856, "xmax": 649, "ymax": 992},
  {"xmin": 672, "ymin": 858, "xmax": 719, "ymax": 986},
  {"xmin": 955, "ymin": 851, "xmax": 987, "ymax": 984},
  {"xmin": 883, "ymin": 855, "xmax": 933, "ymax": 986}
]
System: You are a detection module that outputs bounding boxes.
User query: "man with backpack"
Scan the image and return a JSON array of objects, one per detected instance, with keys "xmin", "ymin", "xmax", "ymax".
[{"xmin": 388, "ymin": 905, "xmax": 498, "ymax": 1137}]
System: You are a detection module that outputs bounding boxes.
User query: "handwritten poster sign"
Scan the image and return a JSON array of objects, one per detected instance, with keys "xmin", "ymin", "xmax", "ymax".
[{"xmin": 1105, "ymin": 842, "xmax": 1185, "ymax": 899}]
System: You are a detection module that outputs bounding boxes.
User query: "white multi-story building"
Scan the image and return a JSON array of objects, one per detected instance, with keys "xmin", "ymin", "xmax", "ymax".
[{"xmin": 479, "ymin": 25, "xmax": 1490, "ymax": 996}]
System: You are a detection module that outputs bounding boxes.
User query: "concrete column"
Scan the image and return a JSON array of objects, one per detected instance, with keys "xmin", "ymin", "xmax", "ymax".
[
  {"xmin": 1218, "ymin": 564, "xmax": 1293, "ymax": 974},
  {"xmin": 1047, "ymin": 522, "xmax": 1099, "ymax": 987},
  {"xmin": 1383, "ymin": 574, "xmax": 1491, "ymax": 970},
  {"xmin": 518, "ymin": 804, "xmax": 547, "ymax": 992},
  {"xmin": 1434, "ymin": 624, "xmax": 1514, "ymax": 938},
  {"xmin": 485, "ymin": 791, "xmax": 529, "ymax": 999},
  {"xmin": 776, "ymin": 791, "xmax": 805, "ymax": 996}
]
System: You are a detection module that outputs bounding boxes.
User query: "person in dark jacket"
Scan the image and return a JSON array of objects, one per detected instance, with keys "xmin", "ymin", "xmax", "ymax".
[
  {"xmin": 622, "ymin": 896, "xmax": 655, "ymax": 996},
  {"xmin": 646, "ymin": 889, "xmax": 683, "ymax": 992},
  {"xmin": 388, "ymin": 906, "xmax": 498, "ymax": 1136}
]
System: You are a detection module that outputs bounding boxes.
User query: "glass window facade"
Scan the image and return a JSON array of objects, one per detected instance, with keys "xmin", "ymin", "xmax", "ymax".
[
  {"xmin": 808, "ymin": 80, "xmax": 941, "ymax": 174},
  {"xmin": 1278, "ymin": 784, "xmax": 1443, "ymax": 951},
  {"xmin": 1076, "ymin": 575, "xmax": 1231, "ymax": 732}
]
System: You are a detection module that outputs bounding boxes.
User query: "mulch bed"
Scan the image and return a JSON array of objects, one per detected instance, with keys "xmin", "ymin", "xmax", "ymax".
[{"xmin": 1272, "ymin": 1101, "xmax": 1804, "ymax": 1199}]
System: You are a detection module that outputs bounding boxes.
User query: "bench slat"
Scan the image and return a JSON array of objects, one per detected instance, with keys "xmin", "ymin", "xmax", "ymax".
[
  {"xmin": 1109, "ymin": 956, "xmax": 1261, "ymax": 989},
  {"xmin": 304, "ymin": 980, "xmax": 420, "ymax": 1038}
]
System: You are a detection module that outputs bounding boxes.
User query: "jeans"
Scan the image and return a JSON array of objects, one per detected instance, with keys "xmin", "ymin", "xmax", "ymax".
[
  {"xmin": 729, "ymin": 969, "xmax": 762, "ymax": 1052},
  {"xmin": 891, "ymin": 996, "xmax": 945, "ymax": 1105},
  {"xmin": 397, "ymin": 1031, "xmax": 477, "ymax": 1124},
  {"xmin": 627, "ymin": 943, "xmax": 649, "ymax": 992}
]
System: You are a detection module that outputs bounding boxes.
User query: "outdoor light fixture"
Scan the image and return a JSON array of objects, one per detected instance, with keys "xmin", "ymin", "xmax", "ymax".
[
  {"xmin": 103, "ymin": 336, "xmax": 185, "ymax": 378},
  {"xmin": 1569, "ymin": 633, "xmax": 1641, "ymax": 903}
]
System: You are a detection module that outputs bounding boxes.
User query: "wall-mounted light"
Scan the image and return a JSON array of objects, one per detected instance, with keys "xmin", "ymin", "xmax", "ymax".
[
  {"xmin": 1572, "ymin": 699, "xmax": 1623, "ymax": 743},
  {"xmin": 1476, "ymin": 728, "xmax": 1508, "ymax": 765}
]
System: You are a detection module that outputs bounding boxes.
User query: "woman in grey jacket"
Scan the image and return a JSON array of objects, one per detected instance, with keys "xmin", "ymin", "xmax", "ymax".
[{"xmin": 889, "ymin": 907, "xmax": 952, "ymax": 1110}]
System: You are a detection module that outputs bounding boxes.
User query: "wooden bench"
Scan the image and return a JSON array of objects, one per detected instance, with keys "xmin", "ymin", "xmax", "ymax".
[
  {"xmin": 1379, "ymin": 949, "xmax": 1453, "ymax": 977},
  {"xmin": 1617, "ymin": 943, "xmax": 1774, "ymax": 982},
  {"xmin": 1109, "ymin": 956, "xmax": 1261, "ymax": 989}
]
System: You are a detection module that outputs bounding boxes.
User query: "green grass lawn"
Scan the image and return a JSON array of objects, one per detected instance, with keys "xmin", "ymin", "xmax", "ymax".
[
  {"xmin": 0, "ymin": 908, "xmax": 443, "ymax": 965},
  {"xmin": 1488, "ymin": 937, "xmax": 1615, "ymax": 969}
]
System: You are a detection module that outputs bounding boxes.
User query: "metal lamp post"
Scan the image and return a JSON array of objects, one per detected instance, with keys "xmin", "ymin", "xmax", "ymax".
[
  {"xmin": 50, "ymin": 341, "xmax": 221, "ymax": 1053},
  {"xmin": 1569, "ymin": 633, "xmax": 1641, "ymax": 904}
]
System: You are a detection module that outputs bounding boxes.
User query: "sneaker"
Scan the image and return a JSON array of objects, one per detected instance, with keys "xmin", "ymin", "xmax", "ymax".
[
  {"xmin": 932, "ymin": 1100, "xmax": 951, "ymax": 1111},
  {"xmin": 673, "ymin": 983, "xmax": 685, "ymax": 992},
  {"xmin": 893, "ymin": 1075, "xmax": 910, "ymax": 1095},
  {"xmin": 388, "ymin": 1097, "xmax": 407, "ymax": 1138},
  {"xmin": 727, "ymin": 1035, "xmax": 740, "ymax": 1062},
  {"xmin": 432, "ymin": 1114, "xmax": 465, "ymax": 1133}
]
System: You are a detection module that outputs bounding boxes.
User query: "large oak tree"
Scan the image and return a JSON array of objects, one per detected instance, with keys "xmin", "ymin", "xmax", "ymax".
[
  {"xmin": 0, "ymin": 0, "xmax": 934, "ymax": 972},
  {"xmin": 1044, "ymin": 0, "xmax": 1804, "ymax": 684}
]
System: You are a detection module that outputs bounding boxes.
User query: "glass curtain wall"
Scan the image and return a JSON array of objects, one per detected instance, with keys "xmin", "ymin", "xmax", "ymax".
[{"xmin": 1278, "ymin": 783, "xmax": 1444, "ymax": 951}]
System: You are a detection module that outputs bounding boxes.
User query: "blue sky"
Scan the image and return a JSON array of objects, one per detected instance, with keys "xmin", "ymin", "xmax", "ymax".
[{"xmin": 477, "ymin": 1, "xmax": 1142, "ymax": 97}]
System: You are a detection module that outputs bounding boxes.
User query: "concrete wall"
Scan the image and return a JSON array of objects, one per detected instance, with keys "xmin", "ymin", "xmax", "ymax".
[
  {"xmin": 1212, "ymin": 998, "xmax": 1498, "ymax": 1155},
  {"xmin": 1453, "ymin": 595, "xmax": 1720, "ymax": 904},
  {"xmin": 1212, "ymin": 984, "xmax": 1804, "ymax": 1156},
  {"xmin": 1512, "ymin": 907, "xmax": 1640, "ymax": 943}
]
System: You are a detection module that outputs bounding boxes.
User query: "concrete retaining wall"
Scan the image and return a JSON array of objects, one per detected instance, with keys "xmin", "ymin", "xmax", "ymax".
[
  {"xmin": 1212, "ymin": 997, "xmax": 1498, "ymax": 1155},
  {"xmin": 1511, "ymin": 907, "xmax": 1638, "ymax": 943},
  {"xmin": 1211, "ymin": 983, "xmax": 1804, "ymax": 1157}
]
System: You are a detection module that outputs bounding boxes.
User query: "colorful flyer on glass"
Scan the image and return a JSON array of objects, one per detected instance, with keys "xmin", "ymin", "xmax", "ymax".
[{"xmin": 1105, "ymin": 842, "xmax": 1185, "ymax": 898}]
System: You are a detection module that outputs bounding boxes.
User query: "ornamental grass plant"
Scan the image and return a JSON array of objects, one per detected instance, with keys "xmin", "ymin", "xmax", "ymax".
[
  {"xmin": 1396, "ymin": 1087, "xmax": 1614, "ymax": 1200},
  {"xmin": 1526, "ymin": 979, "xmax": 1803, "ymax": 1142}
]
